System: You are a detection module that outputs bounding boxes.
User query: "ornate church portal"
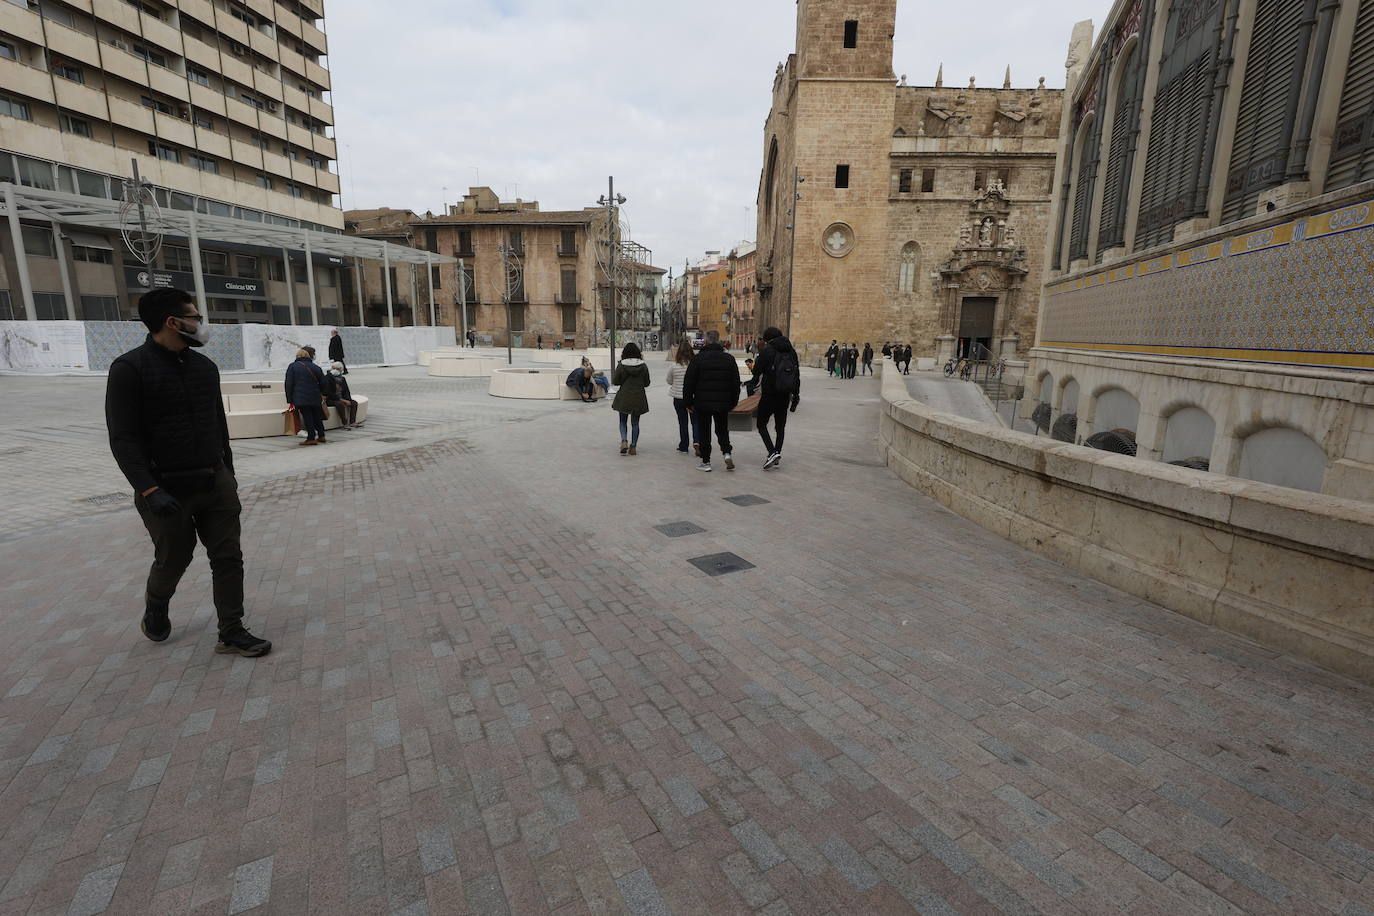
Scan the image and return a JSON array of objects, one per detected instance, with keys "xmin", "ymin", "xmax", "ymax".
[{"xmin": 935, "ymin": 181, "xmax": 1029, "ymax": 361}]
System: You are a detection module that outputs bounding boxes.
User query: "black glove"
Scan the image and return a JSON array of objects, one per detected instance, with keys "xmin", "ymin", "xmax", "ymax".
[
  {"xmin": 146, "ymin": 489, "xmax": 182, "ymax": 516},
  {"xmin": 789, "ymin": 394, "xmax": 799, "ymax": 413}
]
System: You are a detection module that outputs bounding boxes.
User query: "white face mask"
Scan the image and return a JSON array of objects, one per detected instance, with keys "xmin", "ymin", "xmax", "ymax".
[
  {"xmin": 330, "ymin": 370, "xmax": 342, "ymax": 377},
  {"xmin": 175, "ymin": 316, "xmax": 210, "ymax": 347}
]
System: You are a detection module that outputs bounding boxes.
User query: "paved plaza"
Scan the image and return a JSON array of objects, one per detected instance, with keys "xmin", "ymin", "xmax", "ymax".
[{"xmin": 1, "ymin": 360, "xmax": 1373, "ymax": 915}]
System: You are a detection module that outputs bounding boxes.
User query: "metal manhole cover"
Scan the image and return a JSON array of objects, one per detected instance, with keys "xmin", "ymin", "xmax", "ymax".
[
  {"xmin": 376, "ymin": 437, "xmax": 407, "ymax": 443},
  {"xmin": 84, "ymin": 493, "xmax": 131, "ymax": 506},
  {"xmin": 687, "ymin": 552, "xmax": 756, "ymax": 577},
  {"xmin": 654, "ymin": 521, "xmax": 706, "ymax": 538},
  {"xmin": 723, "ymin": 495, "xmax": 770, "ymax": 507}
]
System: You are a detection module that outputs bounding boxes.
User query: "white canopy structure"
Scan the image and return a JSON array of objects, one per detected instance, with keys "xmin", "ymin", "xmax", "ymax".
[{"xmin": 1, "ymin": 183, "xmax": 455, "ymax": 326}]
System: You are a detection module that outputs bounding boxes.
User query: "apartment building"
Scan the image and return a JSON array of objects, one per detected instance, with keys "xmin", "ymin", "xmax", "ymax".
[{"xmin": 0, "ymin": 0, "xmax": 396, "ymax": 324}]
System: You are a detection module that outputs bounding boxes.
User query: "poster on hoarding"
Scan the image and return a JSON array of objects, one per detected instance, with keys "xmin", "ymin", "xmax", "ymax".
[
  {"xmin": 241, "ymin": 325, "xmax": 335, "ymax": 371},
  {"xmin": 0, "ymin": 321, "xmax": 90, "ymax": 371}
]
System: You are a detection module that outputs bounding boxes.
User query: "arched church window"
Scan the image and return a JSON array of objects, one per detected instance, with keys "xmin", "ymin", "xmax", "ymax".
[{"xmin": 898, "ymin": 242, "xmax": 920, "ymax": 292}]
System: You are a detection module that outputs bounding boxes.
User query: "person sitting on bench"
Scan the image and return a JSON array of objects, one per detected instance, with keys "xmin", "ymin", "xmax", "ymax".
[{"xmin": 566, "ymin": 358, "xmax": 597, "ymax": 402}]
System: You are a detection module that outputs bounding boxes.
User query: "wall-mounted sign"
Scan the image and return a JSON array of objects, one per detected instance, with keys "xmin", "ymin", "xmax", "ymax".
[{"xmin": 125, "ymin": 267, "xmax": 266, "ymax": 299}]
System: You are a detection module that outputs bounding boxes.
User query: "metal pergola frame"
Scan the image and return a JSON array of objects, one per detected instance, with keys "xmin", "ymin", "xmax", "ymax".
[{"xmin": 1, "ymin": 183, "xmax": 455, "ymax": 326}]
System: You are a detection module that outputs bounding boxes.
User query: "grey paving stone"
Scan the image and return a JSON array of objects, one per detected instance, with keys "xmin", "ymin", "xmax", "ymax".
[
  {"xmin": 615, "ymin": 866, "xmax": 668, "ymax": 916},
  {"xmin": 1197, "ymin": 844, "xmax": 1289, "ymax": 903},
  {"xmin": 912, "ymin": 824, "xmax": 977, "ymax": 876},
  {"xmin": 663, "ymin": 776, "xmax": 709, "ymax": 817},
  {"xmin": 128, "ymin": 753, "xmax": 170, "ymax": 791},
  {"xmin": 1094, "ymin": 828, "xmax": 1174, "ymax": 881},
  {"xmin": 464, "ymin": 873, "xmax": 510, "ymax": 916},
  {"xmin": 1155, "ymin": 782, "xmax": 1232, "ymax": 827},
  {"xmin": 67, "ymin": 863, "xmax": 122, "ymax": 916},
  {"xmin": 731, "ymin": 819, "xmax": 787, "ymax": 871},
  {"xmin": 228, "ymin": 855, "xmax": 273, "ymax": 915},
  {"xmin": 994, "ymin": 785, "xmax": 1061, "ymax": 828},
  {"xmin": 819, "ymin": 836, "xmax": 881, "ymax": 892},
  {"xmin": 417, "ymin": 826, "xmax": 457, "ymax": 876},
  {"xmin": 1006, "ymin": 840, "xmax": 1082, "ymax": 898}
]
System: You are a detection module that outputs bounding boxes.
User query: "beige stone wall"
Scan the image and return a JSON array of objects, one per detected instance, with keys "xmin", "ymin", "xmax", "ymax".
[
  {"xmin": 878, "ymin": 366, "xmax": 1374, "ymax": 684},
  {"xmin": 754, "ymin": 1, "xmax": 1063, "ymax": 363}
]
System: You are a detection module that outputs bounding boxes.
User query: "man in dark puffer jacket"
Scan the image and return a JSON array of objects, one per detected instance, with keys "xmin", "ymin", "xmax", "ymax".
[
  {"xmin": 105, "ymin": 288, "xmax": 271, "ymax": 657},
  {"xmin": 682, "ymin": 329, "xmax": 740, "ymax": 472}
]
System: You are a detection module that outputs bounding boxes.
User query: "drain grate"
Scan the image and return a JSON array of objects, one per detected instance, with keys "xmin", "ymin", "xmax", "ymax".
[
  {"xmin": 376, "ymin": 437, "xmax": 407, "ymax": 443},
  {"xmin": 687, "ymin": 552, "xmax": 756, "ymax": 577},
  {"xmin": 723, "ymin": 494, "xmax": 770, "ymax": 507},
  {"xmin": 84, "ymin": 492, "xmax": 131, "ymax": 506},
  {"xmin": 654, "ymin": 521, "xmax": 706, "ymax": 538}
]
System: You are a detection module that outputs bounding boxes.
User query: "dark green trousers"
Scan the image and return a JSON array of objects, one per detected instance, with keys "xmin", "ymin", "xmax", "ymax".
[{"xmin": 134, "ymin": 467, "xmax": 244, "ymax": 637}]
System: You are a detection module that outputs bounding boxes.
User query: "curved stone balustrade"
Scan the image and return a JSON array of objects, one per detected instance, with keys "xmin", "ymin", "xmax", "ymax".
[{"xmin": 878, "ymin": 365, "xmax": 1374, "ymax": 682}]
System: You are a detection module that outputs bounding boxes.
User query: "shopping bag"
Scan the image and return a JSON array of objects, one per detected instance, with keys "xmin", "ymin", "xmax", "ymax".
[{"xmin": 283, "ymin": 407, "xmax": 302, "ymax": 436}]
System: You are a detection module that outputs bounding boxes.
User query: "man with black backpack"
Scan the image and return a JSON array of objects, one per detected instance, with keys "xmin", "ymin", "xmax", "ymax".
[{"xmin": 751, "ymin": 326, "xmax": 800, "ymax": 469}]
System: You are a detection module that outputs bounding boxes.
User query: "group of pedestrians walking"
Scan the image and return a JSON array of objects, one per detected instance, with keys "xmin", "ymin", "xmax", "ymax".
[
  {"xmin": 608, "ymin": 328, "xmax": 801, "ymax": 472},
  {"xmin": 882, "ymin": 342, "xmax": 914, "ymax": 374},
  {"xmin": 825, "ymin": 341, "xmax": 876, "ymax": 378}
]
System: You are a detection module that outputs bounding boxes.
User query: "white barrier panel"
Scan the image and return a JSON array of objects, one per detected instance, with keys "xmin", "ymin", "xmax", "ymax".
[
  {"xmin": 242, "ymin": 325, "xmax": 335, "ymax": 371},
  {"xmin": 379, "ymin": 327, "xmax": 418, "ymax": 366},
  {"xmin": 0, "ymin": 321, "xmax": 90, "ymax": 370}
]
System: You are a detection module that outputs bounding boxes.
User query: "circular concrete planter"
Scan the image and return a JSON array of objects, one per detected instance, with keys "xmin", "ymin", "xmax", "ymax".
[
  {"xmin": 488, "ymin": 367, "xmax": 569, "ymax": 399},
  {"xmin": 427, "ymin": 356, "xmax": 502, "ymax": 378}
]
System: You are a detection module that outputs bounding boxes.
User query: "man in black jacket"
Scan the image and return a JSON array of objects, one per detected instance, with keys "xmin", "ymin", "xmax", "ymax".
[
  {"xmin": 682, "ymin": 330, "xmax": 740, "ymax": 472},
  {"xmin": 327, "ymin": 328, "xmax": 347, "ymax": 374},
  {"xmin": 825, "ymin": 340, "xmax": 839, "ymax": 377},
  {"xmin": 752, "ymin": 327, "xmax": 801, "ymax": 468},
  {"xmin": 105, "ymin": 289, "xmax": 271, "ymax": 657}
]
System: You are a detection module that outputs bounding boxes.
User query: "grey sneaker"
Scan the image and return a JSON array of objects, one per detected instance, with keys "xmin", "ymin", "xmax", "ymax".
[
  {"xmin": 723, "ymin": 453, "xmax": 734, "ymax": 471},
  {"xmin": 696, "ymin": 462, "xmax": 712, "ymax": 472},
  {"xmin": 764, "ymin": 453, "xmax": 781, "ymax": 470}
]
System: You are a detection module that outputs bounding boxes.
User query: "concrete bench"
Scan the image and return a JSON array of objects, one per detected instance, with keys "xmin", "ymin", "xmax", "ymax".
[
  {"xmin": 489, "ymin": 367, "xmax": 604, "ymax": 401},
  {"xmin": 223, "ymin": 391, "xmax": 370, "ymax": 439},
  {"xmin": 221, "ymin": 379, "xmax": 285, "ymax": 396}
]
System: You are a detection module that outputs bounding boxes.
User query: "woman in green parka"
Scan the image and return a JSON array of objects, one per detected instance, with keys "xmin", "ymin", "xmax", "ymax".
[{"xmin": 612, "ymin": 342, "xmax": 650, "ymax": 455}]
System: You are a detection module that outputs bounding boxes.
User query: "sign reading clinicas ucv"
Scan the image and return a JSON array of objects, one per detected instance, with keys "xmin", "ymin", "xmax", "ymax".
[{"xmin": 124, "ymin": 267, "xmax": 265, "ymax": 299}]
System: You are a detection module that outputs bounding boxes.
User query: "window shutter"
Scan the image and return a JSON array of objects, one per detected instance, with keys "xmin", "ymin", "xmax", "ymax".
[
  {"xmin": 1222, "ymin": 0, "xmax": 1308, "ymax": 222},
  {"xmin": 1068, "ymin": 117, "xmax": 1101, "ymax": 260},
  {"xmin": 1325, "ymin": 0, "xmax": 1374, "ymax": 191},
  {"xmin": 1137, "ymin": 0, "xmax": 1226, "ymax": 248},
  {"xmin": 1099, "ymin": 45, "xmax": 1145, "ymax": 254}
]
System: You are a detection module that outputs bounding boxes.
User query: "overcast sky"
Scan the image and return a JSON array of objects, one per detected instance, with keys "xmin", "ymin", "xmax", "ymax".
[{"xmin": 326, "ymin": 0, "xmax": 1111, "ymax": 274}]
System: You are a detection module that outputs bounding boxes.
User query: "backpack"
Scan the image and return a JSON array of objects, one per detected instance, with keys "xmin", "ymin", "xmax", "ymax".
[{"xmin": 772, "ymin": 349, "xmax": 799, "ymax": 396}]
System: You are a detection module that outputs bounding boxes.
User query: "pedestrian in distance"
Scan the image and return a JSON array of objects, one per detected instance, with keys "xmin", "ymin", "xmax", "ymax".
[
  {"xmin": 466, "ymin": 329, "xmax": 476, "ymax": 348},
  {"xmin": 104, "ymin": 288, "xmax": 271, "ymax": 657},
  {"xmin": 882, "ymin": 341, "xmax": 893, "ymax": 358},
  {"xmin": 825, "ymin": 339, "xmax": 839, "ymax": 377},
  {"xmin": 328, "ymin": 328, "xmax": 347, "ymax": 374},
  {"xmin": 286, "ymin": 347, "xmax": 328, "ymax": 445},
  {"xmin": 861, "ymin": 342, "xmax": 874, "ymax": 376},
  {"xmin": 902, "ymin": 344, "xmax": 914, "ymax": 374},
  {"xmin": 612, "ymin": 342, "xmax": 650, "ymax": 455},
  {"xmin": 683, "ymin": 329, "xmax": 740, "ymax": 472},
  {"xmin": 666, "ymin": 339, "xmax": 700, "ymax": 454},
  {"xmin": 846, "ymin": 343, "xmax": 858, "ymax": 379},
  {"xmin": 324, "ymin": 361, "xmax": 360, "ymax": 428},
  {"xmin": 751, "ymin": 326, "xmax": 801, "ymax": 470},
  {"xmin": 537, "ymin": 333, "xmax": 543, "ymax": 349}
]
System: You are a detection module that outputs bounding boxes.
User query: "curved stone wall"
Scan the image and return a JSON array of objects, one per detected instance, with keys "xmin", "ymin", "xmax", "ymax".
[{"xmin": 879, "ymin": 368, "xmax": 1374, "ymax": 682}]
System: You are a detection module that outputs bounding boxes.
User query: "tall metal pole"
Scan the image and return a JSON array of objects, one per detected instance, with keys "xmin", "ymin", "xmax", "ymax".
[
  {"xmin": 425, "ymin": 251, "xmax": 436, "ymax": 327},
  {"xmin": 303, "ymin": 231, "xmax": 319, "ymax": 325},
  {"xmin": 187, "ymin": 211, "xmax": 207, "ymax": 317},
  {"xmin": 500, "ymin": 243, "xmax": 512, "ymax": 365},
  {"xmin": 281, "ymin": 247, "xmax": 296, "ymax": 325},
  {"xmin": 608, "ymin": 177, "xmax": 616, "ymax": 372},
  {"xmin": 383, "ymin": 247, "xmax": 394, "ymax": 327},
  {"xmin": 4, "ymin": 184, "xmax": 36, "ymax": 320},
  {"xmin": 457, "ymin": 256, "xmax": 468, "ymax": 344},
  {"xmin": 785, "ymin": 166, "xmax": 800, "ymax": 341}
]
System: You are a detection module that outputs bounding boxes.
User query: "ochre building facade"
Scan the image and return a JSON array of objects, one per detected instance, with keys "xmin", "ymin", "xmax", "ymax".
[{"xmin": 754, "ymin": 0, "xmax": 1063, "ymax": 363}]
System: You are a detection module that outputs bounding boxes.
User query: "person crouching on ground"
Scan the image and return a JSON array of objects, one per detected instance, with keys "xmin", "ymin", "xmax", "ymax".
[
  {"xmin": 324, "ymin": 361, "xmax": 360, "ymax": 429},
  {"xmin": 612, "ymin": 342, "xmax": 650, "ymax": 455},
  {"xmin": 665, "ymin": 339, "xmax": 700, "ymax": 454},
  {"xmin": 566, "ymin": 358, "xmax": 596, "ymax": 402},
  {"xmin": 683, "ymin": 329, "xmax": 740, "ymax": 472},
  {"xmin": 286, "ymin": 348, "xmax": 327, "ymax": 445},
  {"xmin": 104, "ymin": 287, "xmax": 271, "ymax": 657},
  {"xmin": 751, "ymin": 326, "xmax": 801, "ymax": 469}
]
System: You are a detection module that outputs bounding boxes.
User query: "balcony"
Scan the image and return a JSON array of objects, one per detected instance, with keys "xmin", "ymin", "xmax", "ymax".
[
  {"xmin": 453, "ymin": 246, "xmax": 475, "ymax": 258},
  {"xmin": 555, "ymin": 293, "xmax": 581, "ymax": 305},
  {"xmin": 556, "ymin": 244, "xmax": 578, "ymax": 258}
]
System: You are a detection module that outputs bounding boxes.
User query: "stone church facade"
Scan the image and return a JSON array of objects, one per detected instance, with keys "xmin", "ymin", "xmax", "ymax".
[{"xmin": 753, "ymin": 0, "xmax": 1065, "ymax": 363}]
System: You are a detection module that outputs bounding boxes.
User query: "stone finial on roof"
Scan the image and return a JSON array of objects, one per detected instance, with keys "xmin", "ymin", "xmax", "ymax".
[
  {"xmin": 1004, "ymin": 66, "xmax": 1012, "ymax": 89},
  {"xmin": 935, "ymin": 64, "xmax": 943, "ymax": 88},
  {"xmin": 968, "ymin": 76, "xmax": 976, "ymax": 89}
]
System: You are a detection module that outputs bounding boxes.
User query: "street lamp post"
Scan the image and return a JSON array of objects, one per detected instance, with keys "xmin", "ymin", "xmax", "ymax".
[{"xmin": 598, "ymin": 177, "xmax": 626, "ymax": 371}]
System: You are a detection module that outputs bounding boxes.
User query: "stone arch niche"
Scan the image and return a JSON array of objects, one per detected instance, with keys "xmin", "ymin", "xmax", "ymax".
[
  {"xmin": 1162, "ymin": 405, "xmax": 1216, "ymax": 468},
  {"xmin": 935, "ymin": 181, "xmax": 1029, "ymax": 362},
  {"xmin": 1238, "ymin": 427, "xmax": 1327, "ymax": 493}
]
